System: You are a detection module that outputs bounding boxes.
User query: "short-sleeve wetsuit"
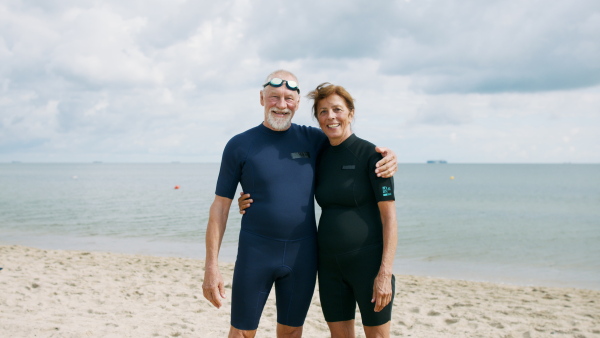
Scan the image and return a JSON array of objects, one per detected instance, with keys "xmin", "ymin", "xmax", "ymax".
[
  {"xmin": 315, "ymin": 133, "xmax": 396, "ymax": 326},
  {"xmin": 215, "ymin": 123, "xmax": 327, "ymax": 330}
]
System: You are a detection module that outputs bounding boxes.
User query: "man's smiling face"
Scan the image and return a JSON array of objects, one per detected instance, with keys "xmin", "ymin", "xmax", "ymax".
[{"xmin": 260, "ymin": 74, "xmax": 300, "ymax": 131}]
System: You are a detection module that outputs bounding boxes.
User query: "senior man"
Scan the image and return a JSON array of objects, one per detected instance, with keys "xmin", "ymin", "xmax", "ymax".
[{"xmin": 202, "ymin": 70, "xmax": 397, "ymax": 338}]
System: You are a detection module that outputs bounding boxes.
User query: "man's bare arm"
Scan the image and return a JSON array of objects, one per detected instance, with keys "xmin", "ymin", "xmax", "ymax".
[
  {"xmin": 202, "ymin": 195, "xmax": 233, "ymax": 308},
  {"xmin": 374, "ymin": 147, "xmax": 398, "ymax": 178}
]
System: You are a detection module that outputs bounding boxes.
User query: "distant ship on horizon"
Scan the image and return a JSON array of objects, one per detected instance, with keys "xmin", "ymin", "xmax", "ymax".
[{"xmin": 427, "ymin": 160, "xmax": 447, "ymax": 164}]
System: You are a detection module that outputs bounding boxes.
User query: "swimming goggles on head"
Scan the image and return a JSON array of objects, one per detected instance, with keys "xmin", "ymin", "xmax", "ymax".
[{"xmin": 263, "ymin": 78, "xmax": 300, "ymax": 94}]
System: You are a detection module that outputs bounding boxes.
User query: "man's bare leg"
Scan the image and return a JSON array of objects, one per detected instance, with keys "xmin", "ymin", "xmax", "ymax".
[
  {"xmin": 277, "ymin": 323, "xmax": 303, "ymax": 338},
  {"xmin": 228, "ymin": 326, "xmax": 257, "ymax": 338}
]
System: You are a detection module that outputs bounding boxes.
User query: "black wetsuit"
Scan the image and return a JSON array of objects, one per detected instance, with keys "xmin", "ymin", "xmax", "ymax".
[
  {"xmin": 315, "ymin": 133, "xmax": 395, "ymax": 326},
  {"xmin": 215, "ymin": 123, "xmax": 327, "ymax": 330}
]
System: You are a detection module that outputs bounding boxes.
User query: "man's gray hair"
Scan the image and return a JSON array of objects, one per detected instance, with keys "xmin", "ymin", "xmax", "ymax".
[{"xmin": 264, "ymin": 69, "xmax": 299, "ymax": 86}]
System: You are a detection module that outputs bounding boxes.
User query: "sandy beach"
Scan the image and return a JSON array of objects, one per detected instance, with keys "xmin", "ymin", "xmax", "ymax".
[{"xmin": 1, "ymin": 245, "xmax": 598, "ymax": 337}]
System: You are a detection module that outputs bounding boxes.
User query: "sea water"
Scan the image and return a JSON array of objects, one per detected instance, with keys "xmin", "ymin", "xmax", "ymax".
[{"xmin": 1, "ymin": 163, "xmax": 599, "ymax": 290}]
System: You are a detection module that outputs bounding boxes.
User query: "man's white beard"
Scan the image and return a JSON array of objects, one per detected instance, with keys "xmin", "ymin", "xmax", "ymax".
[{"xmin": 267, "ymin": 109, "xmax": 293, "ymax": 131}]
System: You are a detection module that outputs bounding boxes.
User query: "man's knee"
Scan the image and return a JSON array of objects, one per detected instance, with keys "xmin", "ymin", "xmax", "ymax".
[
  {"xmin": 276, "ymin": 323, "xmax": 303, "ymax": 338},
  {"xmin": 228, "ymin": 326, "xmax": 257, "ymax": 338}
]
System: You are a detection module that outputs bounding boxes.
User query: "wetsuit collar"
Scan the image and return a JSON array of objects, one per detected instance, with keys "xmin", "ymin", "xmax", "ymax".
[
  {"xmin": 258, "ymin": 123, "xmax": 294, "ymax": 135},
  {"xmin": 329, "ymin": 133, "xmax": 357, "ymax": 152}
]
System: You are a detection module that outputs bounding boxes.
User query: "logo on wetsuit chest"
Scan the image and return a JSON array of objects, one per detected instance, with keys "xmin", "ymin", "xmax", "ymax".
[
  {"xmin": 291, "ymin": 152, "xmax": 310, "ymax": 159},
  {"xmin": 341, "ymin": 165, "xmax": 355, "ymax": 169},
  {"xmin": 382, "ymin": 186, "xmax": 392, "ymax": 196}
]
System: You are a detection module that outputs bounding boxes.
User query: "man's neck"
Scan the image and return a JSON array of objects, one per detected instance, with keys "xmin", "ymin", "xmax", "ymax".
[{"xmin": 262, "ymin": 121, "xmax": 292, "ymax": 132}]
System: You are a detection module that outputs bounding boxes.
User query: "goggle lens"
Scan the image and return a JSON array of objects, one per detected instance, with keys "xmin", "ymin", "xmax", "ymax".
[{"xmin": 263, "ymin": 78, "xmax": 300, "ymax": 94}]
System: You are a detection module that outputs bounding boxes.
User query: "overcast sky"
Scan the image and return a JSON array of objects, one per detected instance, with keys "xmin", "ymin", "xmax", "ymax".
[{"xmin": 1, "ymin": 0, "xmax": 599, "ymax": 163}]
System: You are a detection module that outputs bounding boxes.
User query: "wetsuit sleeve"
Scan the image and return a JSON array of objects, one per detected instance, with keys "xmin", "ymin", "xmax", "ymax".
[
  {"xmin": 215, "ymin": 136, "xmax": 246, "ymax": 199},
  {"xmin": 307, "ymin": 126, "xmax": 329, "ymax": 155},
  {"xmin": 316, "ymin": 132, "xmax": 329, "ymax": 153},
  {"xmin": 368, "ymin": 152, "xmax": 395, "ymax": 202}
]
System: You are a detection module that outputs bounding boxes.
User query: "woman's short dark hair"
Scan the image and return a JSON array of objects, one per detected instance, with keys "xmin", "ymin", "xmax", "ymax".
[{"xmin": 307, "ymin": 82, "xmax": 355, "ymax": 119}]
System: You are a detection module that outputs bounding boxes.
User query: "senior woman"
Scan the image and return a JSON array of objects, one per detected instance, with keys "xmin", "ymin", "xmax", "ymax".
[
  {"xmin": 308, "ymin": 83, "xmax": 397, "ymax": 337},
  {"xmin": 238, "ymin": 83, "xmax": 397, "ymax": 337}
]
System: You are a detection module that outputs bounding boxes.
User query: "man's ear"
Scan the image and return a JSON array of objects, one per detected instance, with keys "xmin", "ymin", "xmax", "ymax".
[{"xmin": 259, "ymin": 90, "xmax": 265, "ymax": 106}]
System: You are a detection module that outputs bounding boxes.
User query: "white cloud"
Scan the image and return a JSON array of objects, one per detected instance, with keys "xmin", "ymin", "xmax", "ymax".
[
  {"xmin": 0, "ymin": 0, "xmax": 599, "ymax": 163},
  {"xmin": 379, "ymin": 1, "xmax": 600, "ymax": 93}
]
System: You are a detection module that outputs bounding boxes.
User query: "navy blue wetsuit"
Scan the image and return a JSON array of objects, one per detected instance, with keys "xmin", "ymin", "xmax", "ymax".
[
  {"xmin": 215, "ymin": 123, "xmax": 327, "ymax": 330},
  {"xmin": 315, "ymin": 133, "xmax": 395, "ymax": 326}
]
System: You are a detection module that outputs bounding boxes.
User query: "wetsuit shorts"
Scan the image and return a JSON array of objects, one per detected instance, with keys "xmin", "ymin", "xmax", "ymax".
[
  {"xmin": 231, "ymin": 230, "xmax": 318, "ymax": 330},
  {"xmin": 318, "ymin": 243, "xmax": 395, "ymax": 326}
]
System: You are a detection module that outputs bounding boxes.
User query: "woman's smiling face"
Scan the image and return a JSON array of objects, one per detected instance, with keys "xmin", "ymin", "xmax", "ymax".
[{"xmin": 317, "ymin": 94, "xmax": 354, "ymax": 146}]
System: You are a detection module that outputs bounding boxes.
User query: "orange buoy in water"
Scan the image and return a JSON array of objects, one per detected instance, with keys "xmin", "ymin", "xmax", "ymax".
[{"xmin": 174, "ymin": 185, "xmax": 180, "ymax": 189}]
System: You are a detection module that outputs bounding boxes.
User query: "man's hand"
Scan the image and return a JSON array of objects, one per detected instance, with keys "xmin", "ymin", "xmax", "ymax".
[
  {"xmin": 371, "ymin": 272, "xmax": 393, "ymax": 312},
  {"xmin": 374, "ymin": 147, "xmax": 398, "ymax": 178},
  {"xmin": 238, "ymin": 192, "xmax": 253, "ymax": 215},
  {"xmin": 202, "ymin": 267, "xmax": 226, "ymax": 308}
]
